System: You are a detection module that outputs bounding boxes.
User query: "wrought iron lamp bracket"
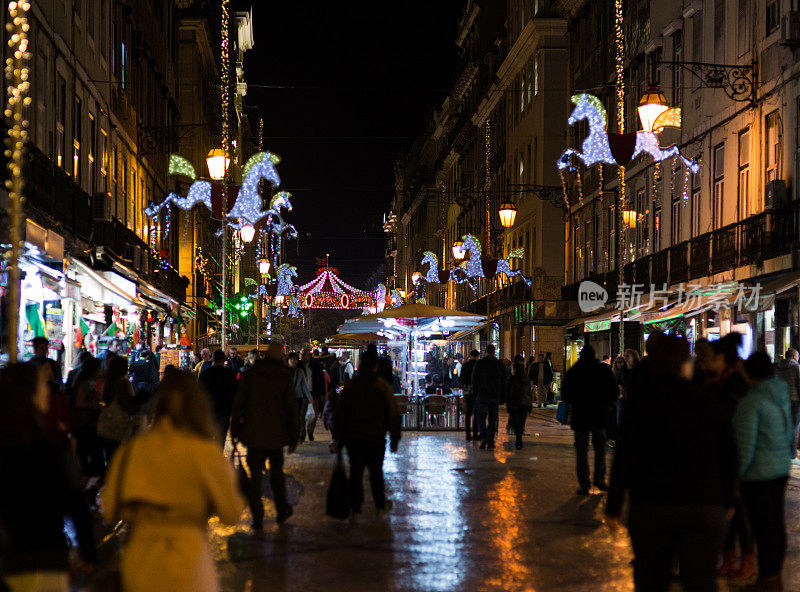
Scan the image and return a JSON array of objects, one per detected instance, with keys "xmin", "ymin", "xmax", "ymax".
[{"xmin": 659, "ymin": 60, "xmax": 756, "ymax": 106}]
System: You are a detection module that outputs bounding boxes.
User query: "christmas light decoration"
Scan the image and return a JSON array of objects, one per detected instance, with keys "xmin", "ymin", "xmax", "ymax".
[
  {"xmin": 227, "ymin": 152, "xmax": 281, "ymax": 227},
  {"xmin": 456, "ymin": 234, "xmax": 531, "ymax": 286},
  {"xmin": 275, "ymin": 263, "xmax": 297, "ymax": 296},
  {"xmin": 4, "ymin": 0, "xmax": 31, "ymax": 362},
  {"xmin": 242, "ymin": 151, "xmax": 267, "ymax": 179},
  {"xmin": 452, "ymin": 241, "xmax": 464, "ymax": 260},
  {"xmin": 169, "ymin": 153, "xmax": 197, "ymax": 180},
  {"xmin": 557, "ymin": 94, "xmax": 699, "ymax": 174},
  {"xmin": 298, "ymin": 264, "xmax": 375, "ymax": 309},
  {"xmin": 145, "ymin": 181, "xmax": 212, "ymax": 217},
  {"xmin": 652, "ymin": 107, "xmax": 682, "ymax": 135}
]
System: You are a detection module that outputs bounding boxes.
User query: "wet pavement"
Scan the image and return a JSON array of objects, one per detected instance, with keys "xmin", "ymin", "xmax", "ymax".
[{"xmin": 209, "ymin": 409, "xmax": 800, "ymax": 592}]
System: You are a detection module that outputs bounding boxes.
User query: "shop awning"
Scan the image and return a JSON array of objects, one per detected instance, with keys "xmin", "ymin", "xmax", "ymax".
[
  {"xmin": 564, "ymin": 308, "xmax": 622, "ymax": 331},
  {"xmin": 447, "ymin": 321, "xmax": 494, "ymax": 341},
  {"xmin": 70, "ymin": 258, "xmax": 143, "ymax": 307}
]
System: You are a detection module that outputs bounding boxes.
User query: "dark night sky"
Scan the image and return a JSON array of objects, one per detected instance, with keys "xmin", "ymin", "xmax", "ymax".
[{"xmin": 241, "ymin": 1, "xmax": 463, "ymax": 286}]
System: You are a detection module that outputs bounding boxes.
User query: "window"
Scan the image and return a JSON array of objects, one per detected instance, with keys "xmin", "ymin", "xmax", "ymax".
[
  {"xmin": 73, "ymin": 97, "xmax": 81, "ymax": 182},
  {"xmin": 121, "ymin": 42, "xmax": 127, "ymax": 89},
  {"xmin": 534, "ymin": 53, "xmax": 539, "ymax": 96},
  {"xmin": 636, "ymin": 188, "xmax": 646, "ymax": 256},
  {"xmin": 672, "ymin": 30, "xmax": 683, "ymax": 105},
  {"xmin": 738, "ymin": 127, "xmax": 751, "ymax": 218},
  {"xmin": 100, "ymin": 129, "xmax": 108, "ymax": 194},
  {"xmin": 100, "ymin": 0, "xmax": 107, "ymax": 58},
  {"xmin": 609, "ymin": 204, "xmax": 616, "ymax": 268},
  {"xmin": 111, "ymin": 22, "xmax": 117, "ymax": 75},
  {"xmin": 525, "ymin": 230, "xmax": 531, "ymax": 275},
  {"xmin": 671, "ymin": 196, "xmax": 681, "ymax": 244},
  {"xmin": 35, "ymin": 51, "xmax": 47, "ymax": 150},
  {"xmin": 737, "ymin": 0, "xmax": 751, "ymax": 57},
  {"xmin": 56, "ymin": 75, "xmax": 66, "ymax": 169},
  {"xmin": 654, "ymin": 207, "xmax": 662, "ymax": 251},
  {"xmin": 584, "ymin": 220, "xmax": 591, "ymax": 277},
  {"xmin": 691, "ymin": 172, "xmax": 701, "ymax": 236},
  {"xmin": 594, "ymin": 213, "xmax": 601, "ymax": 272},
  {"xmin": 692, "ymin": 11, "xmax": 703, "ymax": 90},
  {"xmin": 766, "ymin": 0, "xmax": 779, "ymax": 35},
  {"xmin": 713, "ymin": 143, "xmax": 725, "ymax": 228},
  {"xmin": 88, "ymin": 112, "xmax": 95, "ymax": 194},
  {"xmin": 122, "ymin": 156, "xmax": 130, "ymax": 226},
  {"xmin": 519, "ymin": 153, "xmax": 525, "ymax": 184},
  {"xmin": 765, "ymin": 111, "xmax": 781, "ymax": 184},
  {"xmin": 714, "ymin": 0, "xmax": 725, "ymax": 63},
  {"xmin": 527, "ymin": 59, "xmax": 533, "ymax": 105}
]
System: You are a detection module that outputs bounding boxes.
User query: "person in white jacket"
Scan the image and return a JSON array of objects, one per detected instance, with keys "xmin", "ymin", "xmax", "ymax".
[{"xmin": 102, "ymin": 369, "xmax": 245, "ymax": 592}]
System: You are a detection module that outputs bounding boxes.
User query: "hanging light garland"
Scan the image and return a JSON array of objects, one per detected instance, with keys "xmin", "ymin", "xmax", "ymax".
[
  {"xmin": 4, "ymin": 0, "xmax": 31, "ymax": 362},
  {"xmin": 614, "ymin": 0, "xmax": 626, "ymax": 268}
]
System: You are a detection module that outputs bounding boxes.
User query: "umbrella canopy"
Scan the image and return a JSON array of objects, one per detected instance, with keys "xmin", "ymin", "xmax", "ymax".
[
  {"xmin": 340, "ymin": 303, "xmax": 485, "ymax": 336},
  {"xmin": 325, "ymin": 332, "xmax": 389, "ymax": 343}
]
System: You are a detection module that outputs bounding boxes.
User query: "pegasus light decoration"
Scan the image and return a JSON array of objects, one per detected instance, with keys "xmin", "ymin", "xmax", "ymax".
[
  {"xmin": 145, "ymin": 151, "xmax": 284, "ymax": 230},
  {"xmin": 275, "ymin": 263, "xmax": 298, "ymax": 297},
  {"xmin": 264, "ymin": 191, "xmax": 298, "ymax": 269},
  {"xmin": 458, "ymin": 235, "xmax": 531, "ymax": 286},
  {"xmin": 557, "ymin": 94, "xmax": 699, "ymax": 174},
  {"xmin": 286, "ymin": 293, "xmax": 302, "ymax": 319},
  {"xmin": 389, "ymin": 289, "xmax": 403, "ymax": 308},
  {"xmin": 372, "ymin": 284, "xmax": 387, "ymax": 313},
  {"xmin": 420, "ymin": 251, "xmax": 476, "ymax": 291}
]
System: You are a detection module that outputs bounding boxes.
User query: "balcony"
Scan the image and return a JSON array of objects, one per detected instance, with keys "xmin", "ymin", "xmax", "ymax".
[{"xmin": 564, "ymin": 202, "xmax": 800, "ymax": 305}]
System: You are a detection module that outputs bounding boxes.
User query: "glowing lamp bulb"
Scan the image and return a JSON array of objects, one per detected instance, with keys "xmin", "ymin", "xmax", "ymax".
[
  {"xmin": 411, "ymin": 271, "xmax": 421, "ymax": 285},
  {"xmin": 258, "ymin": 258, "xmax": 271, "ymax": 276},
  {"xmin": 239, "ymin": 224, "xmax": 256, "ymax": 243},
  {"xmin": 638, "ymin": 88, "xmax": 669, "ymax": 133},
  {"xmin": 206, "ymin": 148, "xmax": 230, "ymax": 180},
  {"xmin": 274, "ymin": 294, "xmax": 285, "ymax": 306},
  {"xmin": 452, "ymin": 241, "xmax": 465, "ymax": 260},
  {"xmin": 498, "ymin": 200, "xmax": 518, "ymax": 228}
]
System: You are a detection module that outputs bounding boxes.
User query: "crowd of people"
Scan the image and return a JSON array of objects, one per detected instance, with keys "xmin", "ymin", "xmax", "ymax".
[
  {"xmin": 1, "ymin": 331, "xmax": 797, "ymax": 591},
  {"xmin": 0, "ymin": 340, "xmax": 400, "ymax": 592}
]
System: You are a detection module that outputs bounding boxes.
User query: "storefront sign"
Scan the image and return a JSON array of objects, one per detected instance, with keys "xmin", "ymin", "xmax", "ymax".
[{"xmin": 584, "ymin": 319, "xmax": 611, "ymax": 333}]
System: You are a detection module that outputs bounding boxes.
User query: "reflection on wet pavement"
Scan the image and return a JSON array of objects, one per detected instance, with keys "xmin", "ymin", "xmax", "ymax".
[{"xmin": 210, "ymin": 409, "xmax": 800, "ymax": 592}]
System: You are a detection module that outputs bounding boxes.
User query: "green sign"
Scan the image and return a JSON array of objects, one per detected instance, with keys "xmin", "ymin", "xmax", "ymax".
[{"xmin": 584, "ymin": 319, "xmax": 611, "ymax": 333}]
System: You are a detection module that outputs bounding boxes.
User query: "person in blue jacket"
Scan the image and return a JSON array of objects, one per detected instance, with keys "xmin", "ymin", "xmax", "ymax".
[{"xmin": 734, "ymin": 351, "xmax": 794, "ymax": 583}]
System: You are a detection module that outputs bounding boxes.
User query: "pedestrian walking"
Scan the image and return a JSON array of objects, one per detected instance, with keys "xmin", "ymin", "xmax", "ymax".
[
  {"xmin": 69, "ymin": 357, "xmax": 104, "ymax": 479},
  {"xmin": 471, "ymin": 344, "xmax": 506, "ymax": 450},
  {"xmin": 225, "ymin": 347, "xmax": 243, "ymax": 376},
  {"xmin": 305, "ymin": 348, "xmax": 327, "ymax": 440},
  {"xmin": 606, "ymin": 335, "xmax": 737, "ymax": 592},
  {"xmin": 528, "ymin": 353, "xmax": 552, "ymax": 408},
  {"xmin": 97, "ymin": 356, "xmax": 137, "ymax": 467},
  {"xmin": 0, "ymin": 363, "xmax": 96, "ymax": 592},
  {"xmin": 102, "ymin": 369, "xmax": 244, "ymax": 592},
  {"xmin": 460, "ymin": 350, "xmax": 480, "ymax": 441},
  {"xmin": 734, "ymin": 351, "xmax": 794, "ymax": 583},
  {"xmin": 561, "ymin": 344, "xmax": 617, "ymax": 494},
  {"xmin": 194, "ymin": 348, "xmax": 212, "ymax": 375},
  {"xmin": 290, "ymin": 350, "xmax": 313, "ymax": 443},
  {"xmin": 774, "ymin": 347, "xmax": 800, "ymax": 460},
  {"xmin": 198, "ymin": 349, "xmax": 238, "ymax": 446},
  {"xmin": 333, "ymin": 350, "xmax": 401, "ymax": 521},
  {"xmin": 230, "ymin": 343, "xmax": 298, "ymax": 531},
  {"xmin": 507, "ymin": 355, "xmax": 533, "ymax": 449}
]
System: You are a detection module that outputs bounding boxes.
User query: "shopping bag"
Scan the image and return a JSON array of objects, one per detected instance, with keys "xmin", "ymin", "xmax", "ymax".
[
  {"xmin": 556, "ymin": 401, "xmax": 571, "ymax": 425},
  {"xmin": 305, "ymin": 401, "xmax": 316, "ymax": 423},
  {"xmin": 97, "ymin": 400, "xmax": 132, "ymax": 442},
  {"xmin": 325, "ymin": 453, "xmax": 350, "ymax": 520}
]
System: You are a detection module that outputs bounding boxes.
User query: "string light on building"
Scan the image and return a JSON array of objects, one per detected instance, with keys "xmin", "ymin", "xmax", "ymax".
[
  {"xmin": 168, "ymin": 153, "xmax": 197, "ymax": 180},
  {"xmin": 4, "ymin": 0, "xmax": 31, "ymax": 362}
]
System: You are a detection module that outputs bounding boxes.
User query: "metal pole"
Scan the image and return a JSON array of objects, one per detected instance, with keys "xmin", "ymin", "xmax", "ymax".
[
  {"xmin": 4, "ymin": 1, "xmax": 30, "ymax": 363},
  {"xmin": 614, "ymin": 0, "xmax": 625, "ymax": 356},
  {"xmin": 220, "ymin": 0, "xmax": 230, "ymax": 353}
]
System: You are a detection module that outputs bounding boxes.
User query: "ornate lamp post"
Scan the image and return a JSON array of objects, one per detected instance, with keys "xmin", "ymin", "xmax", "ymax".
[{"xmin": 206, "ymin": 146, "xmax": 231, "ymax": 351}]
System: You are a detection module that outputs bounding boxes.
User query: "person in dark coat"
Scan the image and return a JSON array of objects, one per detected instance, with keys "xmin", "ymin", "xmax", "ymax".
[
  {"xmin": 230, "ymin": 343, "xmax": 298, "ymax": 531},
  {"xmin": 507, "ymin": 355, "xmax": 533, "ymax": 449},
  {"xmin": 460, "ymin": 350, "xmax": 480, "ymax": 441},
  {"xmin": 528, "ymin": 353, "xmax": 553, "ymax": 408},
  {"xmin": 471, "ymin": 344, "xmax": 506, "ymax": 450},
  {"xmin": 561, "ymin": 344, "xmax": 617, "ymax": 494},
  {"xmin": 606, "ymin": 335, "xmax": 737, "ymax": 592},
  {"xmin": 333, "ymin": 351, "xmax": 401, "ymax": 520},
  {"xmin": 199, "ymin": 349, "xmax": 238, "ymax": 446},
  {"xmin": 0, "ymin": 363, "xmax": 97, "ymax": 587}
]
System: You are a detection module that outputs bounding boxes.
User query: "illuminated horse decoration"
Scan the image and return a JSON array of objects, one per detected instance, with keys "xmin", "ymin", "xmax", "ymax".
[
  {"xmin": 421, "ymin": 251, "xmax": 475, "ymax": 291},
  {"xmin": 275, "ymin": 263, "xmax": 298, "ymax": 297},
  {"xmin": 286, "ymin": 293, "xmax": 302, "ymax": 318},
  {"xmin": 373, "ymin": 284, "xmax": 387, "ymax": 313},
  {"xmin": 264, "ymin": 191, "xmax": 297, "ymax": 269},
  {"xmin": 389, "ymin": 289, "xmax": 403, "ymax": 307},
  {"xmin": 459, "ymin": 234, "xmax": 531, "ymax": 286},
  {"xmin": 145, "ymin": 152, "xmax": 284, "ymax": 229},
  {"xmin": 557, "ymin": 94, "xmax": 699, "ymax": 174}
]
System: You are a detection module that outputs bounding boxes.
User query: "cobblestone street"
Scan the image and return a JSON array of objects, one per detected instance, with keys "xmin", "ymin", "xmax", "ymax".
[{"xmin": 209, "ymin": 410, "xmax": 800, "ymax": 592}]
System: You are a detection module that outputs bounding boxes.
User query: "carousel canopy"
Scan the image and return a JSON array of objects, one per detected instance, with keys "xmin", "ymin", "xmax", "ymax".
[
  {"xmin": 298, "ymin": 265, "xmax": 374, "ymax": 310},
  {"xmin": 339, "ymin": 303, "xmax": 485, "ymax": 336}
]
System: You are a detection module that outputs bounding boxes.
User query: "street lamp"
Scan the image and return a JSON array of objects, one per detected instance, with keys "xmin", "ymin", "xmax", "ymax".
[
  {"xmin": 274, "ymin": 294, "xmax": 285, "ymax": 306},
  {"xmin": 452, "ymin": 241, "xmax": 464, "ymax": 260},
  {"xmin": 258, "ymin": 258, "xmax": 271, "ymax": 277},
  {"xmin": 498, "ymin": 200, "xmax": 518, "ymax": 228},
  {"xmin": 206, "ymin": 148, "xmax": 230, "ymax": 180},
  {"xmin": 411, "ymin": 271, "xmax": 421, "ymax": 285},
  {"xmin": 637, "ymin": 88, "xmax": 669, "ymax": 133},
  {"xmin": 239, "ymin": 224, "xmax": 256, "ymax": 243}
]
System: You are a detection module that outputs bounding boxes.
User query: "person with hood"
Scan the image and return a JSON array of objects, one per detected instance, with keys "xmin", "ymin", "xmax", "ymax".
[
  {"xmin": 333, "ymin": 350, "xmax": 401, "ymax": 521},
  {"xmin": 471, "ymin": 344, "xmax": 506, "ymax": 450},
  {"xmin": 0, "ymin": 363, "xmax": 97, "ymax": 592},
  {"xmin": 606, "ymin": 335, "xmax": 737, "ymax": 591},
  {"xmin": 561, "ymin": 344, "xmax": 617, "ymax": 494},
  {"xmin": 774, "ymin": 347, "xmax": 800, "ymax": 459},
  {"xmin": 102, "ymin": 369, "xmax": 244, "ymax": 592},
  {"xmin": 460, "ymin": 350, "xmax": 480, "ymax": 441},
  {"xmin": 734, "ymin": 351, "xmax": 794, "ymax": 583},
  {"xmin": 507, "ymin": 355, "xmax": 533, "ymax": 449},
  {"xmin": 199, "ymin": 349, "xmax": 238, "ymax": 446},
  {"xmin": 230, "ymin": 343, "xmax": 298, "ymax": 530}
]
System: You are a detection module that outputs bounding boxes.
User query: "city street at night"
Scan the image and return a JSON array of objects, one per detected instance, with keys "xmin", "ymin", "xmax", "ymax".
[{"xmin": 209, "ymin": 412, "xmax": 800, "ymax": 592}]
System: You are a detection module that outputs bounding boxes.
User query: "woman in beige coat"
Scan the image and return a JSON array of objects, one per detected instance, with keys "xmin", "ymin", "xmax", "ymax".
[{"xmin": 102, "ymin": 369, "xmax": 245, "ymax": 592}]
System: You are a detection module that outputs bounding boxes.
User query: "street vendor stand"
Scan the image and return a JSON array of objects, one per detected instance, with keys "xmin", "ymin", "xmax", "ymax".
[{"xmin": 337, "ymin": 303, "xmax": 485, "ymax": 431}]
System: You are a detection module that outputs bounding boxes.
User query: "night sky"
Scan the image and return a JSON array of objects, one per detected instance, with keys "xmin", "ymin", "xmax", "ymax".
[{"xmin": 241, "ymin": 1, "xmax": 463, "ymax": 286}]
